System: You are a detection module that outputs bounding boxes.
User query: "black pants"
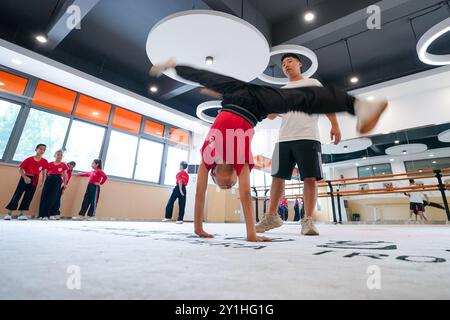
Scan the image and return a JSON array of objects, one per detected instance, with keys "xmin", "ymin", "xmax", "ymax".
[
  {"xmin": 39, "ymin": 175, "xmax": 63, "ymax": 218},
  {"xmin": 79, "ymin": 183, "xmax": 100, "ymax": 217},
  {"xmin": 6, "ymin": 176, "xmax": 37, "ymax": 211},
  {"xmin": 278, "ymin": 205, "xmax": 288, "ymax": 221},
  {"xmin": 175, "ymin": 66, "xmax": 355, "ymax": 117},
  {"xmin": 165, "ymin": 185, "xmax": 186, "ymax": 221},
  {"xmin": 294, "ymin": 205, "xmax": 300, "ymax": 222}
]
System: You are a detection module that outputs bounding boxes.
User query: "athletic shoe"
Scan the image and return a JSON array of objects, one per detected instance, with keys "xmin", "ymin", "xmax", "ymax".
[
  {"xmin": 162, "ymin": 218, "xmax": 172, "ymax": 222},
  {"xmin": 17, "ymin": 213, "xmax": 28, "ymax": 221},
  {"xmin": 55, "ymin": 215, "xmax": 61, "ymax": 220},
  {"xmin": 355, "ymin": 98, "xmax": 388, "ymax": 134},
  {"xmin": 301, "ymin": 217, "xmax": 319, "ymax": 236},
  {"xmin": 49, "ymin": 216, "xmax": 57, "ymax": 220},
  {"xmin": 87, "ymin": 217, "xmax": 95, "ymax": 221},
  {"xmin": 42, "ymin": 217, "xmax": 48, "ymax": 221},
  {"xmin": 255, "ymin": 214, "xmax": 283, "ymax": 233},
  {"xmin": 3, "ymin": 213, "xmax": 12, "ymax": 220},
  {"xmin": 149, "ymin": 59, "xmax": 176, "ymax": 77},
  {"xmin": 175, "ymin": 220, "xmax": 183, "ymax": 224},
  {"xmin": 71, "ymin": 216, "xmax": 84, "ymax": 221}
]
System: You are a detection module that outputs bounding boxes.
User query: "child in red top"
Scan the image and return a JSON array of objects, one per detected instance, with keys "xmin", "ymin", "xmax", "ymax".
[
  {"xmin": 3, "ymin": 144, "xmax": 48, "ymax": 220},
  {"xmin": 164, "ymin": 161, "xmax": 189, "ymax": 224},
  {"xmin": 73, "ymin": 159, "xmax": 107, "ymax": 220},
  {"xmin": 38, "ymin": 150, "xmax": 68, "ymax": 220},
  {"xmin": 53, "ymin": 161, "xmax": 77, "ymax": 220}
]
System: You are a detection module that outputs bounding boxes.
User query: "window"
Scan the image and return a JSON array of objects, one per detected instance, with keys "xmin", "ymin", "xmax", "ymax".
[
  {"xmin": 164, "ymin": 146, "xmax": 189, "ymax": 185},
  {"xmin": 0, "ymin": 71, "xmax": 28, "ymax": 95},
  {"xmin": 404, "ymin": 157, "xmax": 450, "ymax": 173},
  {"xmin": 112, "ymin": 107, "xmax": 142, "ymax": 134},
  {"xmin": 14, "ymin": 108, "xmax": 69, "ymax": 161},
  {"xmin": 169, "ymin": 128, "xmax": 189, "ymax": 145},
  {"xmin": 0, "ymin": 99, "xmax": 21, "ymax": 158},
  {"xmin": 252, "ymin": 169, "xmax": 266, "ymax": 189},
  {"xmin": 32, "ymin": 81, "xmax": 77, "ymax": 114},
  {"xmin": 144, "ymin": 119, "xmax": 164, "ymax": 138},
  {"xmin": 358, "ymin": 163, "xmax": 393, "ymax": 177},
  {"xmin": 64, "ymin": 120, "xmax": 106, "ymax": 172},
  {"xmin": 74, "ymin": 95, "xmax": 111, "ymax": 125},
  {"xmin": 134, "ymin": 139, "xmax": 164, "ymax": 182},
  {"xmin": 105, "ymin": 130, "xmax": 138, "ymax": 178}
]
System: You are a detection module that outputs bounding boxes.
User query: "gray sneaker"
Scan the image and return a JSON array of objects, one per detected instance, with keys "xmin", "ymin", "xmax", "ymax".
[
  {"xmin": 301, "ymin": 218, "xmax": 319, "ymax": 236},
  {"xmin": 17, "ymin": 213, "xmax": 28, "ymax": 221},
  {"xmin": 3, "ymin": 213, "xmax": 12, "ymax": 220},
  {"xmin": 255, "ymin": 214, "xmax": 283, "ymax": 233}
]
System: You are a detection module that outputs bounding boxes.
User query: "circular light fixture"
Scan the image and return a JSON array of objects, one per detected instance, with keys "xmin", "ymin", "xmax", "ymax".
[
  {"xmin": 417, "ymin": 17, "xmax": 450, "ymax": 66},
  {"xmin": 438, "ymin": 129, "xmax": 450, "ymax": 143},
  {"xmin": 36, "ymin": 34, "xmax": 48, "ymax": 44},
  {"xmin": 390, "ymin": 158, "xmax": 395, "ymax": 162},
  {"xmin": 0, "ymin": 82, "xmax": 4, "ymax": 86},
  {"xmin": 385, "ymin": 143, "xmax": 428, "ymax": 156},
  {"xmin": 257, "ymin": 44, "xmax": 318, "ymax": 85},
  {"xmin": 367, "ymin": 96, "xmax": 375, "ymax": 101},
  {"xmin": 432, "ymin": 161, "xmax": 437, "ymax": 164},
  {"xmin": 304, "ymin": 10, "xmax": 315, "ymax": 22},
  {"xmin": 146, "ymin": 10, "xmax": 270, "ymax": 86},
  {"xmin": 394, "ymin": 140, "xmax": 400, "ymax": 144},
  {"xmin": 205, "ymin": 56, "xmax": 214, "ymax": 65},
  {"xmin": 355, "ymin": 163, "xmax": 360, "ymax": 166},
  {"xmin": 429, "ymin": 154, "xmax": 435, "ymax": 157},
  {"xmin": 322, "ymin": 138, "xmax": 372, "ymax": 155},
  {"xmin": 11, "ymin": 58, "xmax": 22, "ymax": 65},
  {"xmin": 92, "ymin": 111, "xmax": 99, "ymax": 116},
  {"xmin": 150, "ymin": 86, "xmax": 158, "ymax": 93},
  {"xmin": 350, "ymin": 76, "xmax": 359, "ymax": 84},
  {"xmin": 363, "ymin": 156, "xmax": 367, "ymax": 160},
  {"xmin": 196, "ymin": 100, "xmax": 222, "ymax": 123}
]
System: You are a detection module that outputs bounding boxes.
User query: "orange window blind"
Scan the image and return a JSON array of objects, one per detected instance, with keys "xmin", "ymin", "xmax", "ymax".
[
  {"xmin": 112, "ymin": 107, "xmax": 142, "ymax": 133},
  {"xmin": 144, "ymin": 120, "xmax": 164, "ymax": 137},
  {"xmin": 0, "ymin": 70, "xmax": 28, "ymax": 95},
  {"xmin": 75, "ymin": 95, "xmax": 111, "ymax": 125},
  {"xmin": 169, "ymin": 128, "xmax": 189, "ymax": 145},
  {"xmin": 32, "ymin": 80, "xmax": 77, "ymax": 114}
]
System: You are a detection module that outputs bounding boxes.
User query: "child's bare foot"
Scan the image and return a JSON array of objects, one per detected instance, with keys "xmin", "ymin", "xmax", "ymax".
[
  {"xmin": 195, "ymin": 230, "xmax": 214, "ymax": 238},
  {"xmin": 247, "ymin": 235, "xmax": 272, "ymax": 242},
  {"xmin": 149, "ymin": 58, "xmax": 177, "ymax": 77},
  {"xmin": 355, "ymin": 98, "xmax": 388, "ymax": 134}
]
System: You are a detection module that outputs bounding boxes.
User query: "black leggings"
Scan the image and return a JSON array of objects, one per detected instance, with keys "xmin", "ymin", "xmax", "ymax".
[
  {"xmin": 79, "ymin": 184, "xmax": 100, "ymax": 217},
  {"xmin": 6, "ymin": 176, "xmax": 37, "ymax": 211},
  {"xmin": 39, "ymin": 175, "xmax": 63, "ymax": 218},
  {"xmin": 174, "ymin": 66, "xmax": 356, "ymax": 116},
  {"xmin": 165, "ymin": 185, "xmax": 186, "ymax": 221}
]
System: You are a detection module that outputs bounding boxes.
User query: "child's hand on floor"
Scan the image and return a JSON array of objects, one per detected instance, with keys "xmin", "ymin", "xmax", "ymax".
[
  {"xmin": 247, "ymin": 235, "xmax": 272, "ymax": 242},
  {"xmin": 195, "ymin": 230, "xmax": 214, "ymax": 238}
]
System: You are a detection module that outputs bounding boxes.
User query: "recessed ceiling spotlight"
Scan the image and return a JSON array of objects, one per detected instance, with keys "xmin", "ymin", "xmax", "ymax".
[
  {"xmin": 394, "ymin": 140, "xmax": 400, "ymax": 144},
  {"xmin": 367, "ymin": 96, "xmax": 375, "ymax": 101},
  {"xmin": 150, "ymin": 86, "xmax": 158, "ymax": 93},
  {"xmin": 92, "ymin": 111, "xmax": 99, "ymax": 116},
  {"xmin": 429, "ymin": 154, "xmax": 434, "ymax": 157},
  {"xmin": 363, "ymin": 157, "xmax": 367, "ymax": 160},
  {"xmin": 402, "ymin": 150, "xmax": 407, "ymax": 155},
  {"xmin": 36, "ymin": 34, "xmax": 48, "ymax": 43},
  {"xmin": 355, "ymin": 163, "xmax": 360, "ymax": 166},
  {"xmin": 0, "ymin": 82, "xmax": 5, "ymax": 86},
  {"xmin": 205, "ymin": 56, "xmax": 214, "ymax": 65},
  {"xmin": 432, "ymin": 161, "xmax": 437, "ymax": 164},
  {"xmin": 304, "ymin": 10, "xmax": 315, "ymax": 22},
  {"xmin": 11, "ymin": 58, "xmax": 22, "ymax": 65},
  {"xmin": 390, "ymin": 158, "xmax": 395, "ymax": 162},
  {"xmin": 343, "ymin": 146, "xmax": 348, "ymax": 150},
  {"xmin": 350, "ymin": 76, "xmax": 359, "ymax": 84},
  {"xmin": 366, "ymin": 167, "xmax": 370, "ymax": 170}
]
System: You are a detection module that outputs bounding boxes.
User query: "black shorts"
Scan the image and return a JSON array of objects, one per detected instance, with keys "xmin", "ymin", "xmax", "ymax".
[
  {"xmin": 271, "ymin": 140, "xmax": 323, "ymax": 181},
  {"xmin": 410, "ymin": 202, "xmax": 424, "ymax": 213}
]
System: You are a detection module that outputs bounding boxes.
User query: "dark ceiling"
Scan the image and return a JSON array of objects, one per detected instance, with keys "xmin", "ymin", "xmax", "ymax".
[{"xmin": 0, "ymin": 0, "xmax": 449, "ymax": 120}]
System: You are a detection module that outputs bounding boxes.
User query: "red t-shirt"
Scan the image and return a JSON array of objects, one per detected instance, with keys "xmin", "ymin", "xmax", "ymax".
[
  {"xmin": 66, "ymin": 170, "xmax": 73, "ymax": 184},
  {"xmin": 47, "ymin": 162, "xmax": 69, "ymax": 175},
  {"xmin": 200, "ymin": 111, "xmax": 255, "ymax": 176},
  {"xmin": 19, "ymin": 156, "xmax": 48, "ymax": 175},
  {"xmin": 80, "ymin": 169, "xmax": 108, "ymax": 185},
  {"xmin": 176, "ymin": 170, "xmax": 189, "ymax": 186}
]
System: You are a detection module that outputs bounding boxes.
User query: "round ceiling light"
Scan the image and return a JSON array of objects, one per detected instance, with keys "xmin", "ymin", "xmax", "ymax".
[
  {"xmin": 257, "ymin": 44, "xmax": 318, "ymax": 85},
  {"xmin": 321, "ymin": 138, "xmax": 372, "ymax": 155},
  {"xmin": 146, "ymin": 10, "xmax": 270, "ymax": 86},
  {"xmin": 417, "ymin": 17, "xmax": 450, "ymax": 66},
  {"xmin": 385, "ymin": 143, "xmax": 428, "ymax": 156},
  {"xmin": 196, "ymin": 100, "xmax": 222, "ymax": 123}
]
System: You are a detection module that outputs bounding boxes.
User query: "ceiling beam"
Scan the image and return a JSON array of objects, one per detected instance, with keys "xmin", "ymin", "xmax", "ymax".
[
  {"xmin": 46, "ymin": 0, "xmax": 101, "ymax": 50},
  {"xmin": 159, "ymin": 84, "xmax": 194, "ymax": 101}
]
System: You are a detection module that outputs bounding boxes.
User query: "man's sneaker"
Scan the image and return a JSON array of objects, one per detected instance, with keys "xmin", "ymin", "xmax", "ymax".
[
  {"xmin": 17, "ymin": 213, "xmax": 28, "ymax": 221},
  {"xmin": 162, "ymin": 218, "xmax": 172, "ymax": 222},
  {"xmin": 355, "ymin": 98, "xmax": 388, "ymax": 134},
  {"xmin": 175, "ymin": 220, "xmax": 183, "ymax": 224},
  {"xmin": 87, "ymin": 217, "xmax": 95, "ymax": 221},
  {"xmin": 72, "ymin": 216, "xmax": 84, "ymax": 221},
  {"xmin": 42, "ymin": 217, "xmax": 48, "ymax": 221},
  {"xmin": 301, "ymin": 218, "xmax": 319, "ymax": 236},
  {"xmin": 255, "ymin": 214, "xmax": 283, "ymax": 233},
  {"xmin": 55, "ymin": 215, "xmax": 61, "ymax": 220},
  {"xmin": 49, "ymin": 216, "xmax": 57, "ymax": 220},
  {"xmin": 3, "ymin": 213, "xmax": 12, "ymax": 220}
]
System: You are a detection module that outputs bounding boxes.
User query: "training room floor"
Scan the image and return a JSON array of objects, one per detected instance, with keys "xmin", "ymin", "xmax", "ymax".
[{"xmin": 1, "ymin": 220, "xmax": 449, "ymax": 300}]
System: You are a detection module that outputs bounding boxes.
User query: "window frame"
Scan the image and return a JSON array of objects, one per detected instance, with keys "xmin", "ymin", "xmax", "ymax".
[{"xmin": 357, "ymin": 163, "xmax": 393, "ymax": 178}]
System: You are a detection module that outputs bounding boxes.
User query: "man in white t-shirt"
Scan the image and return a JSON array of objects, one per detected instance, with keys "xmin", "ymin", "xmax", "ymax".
[
  {"xmin": 256, "ymin": 53, "xmax": 341, "ymax": 236},
  {"xmin": 406, "ymin": 179, "xmax": 429, "ymax": 222}
]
